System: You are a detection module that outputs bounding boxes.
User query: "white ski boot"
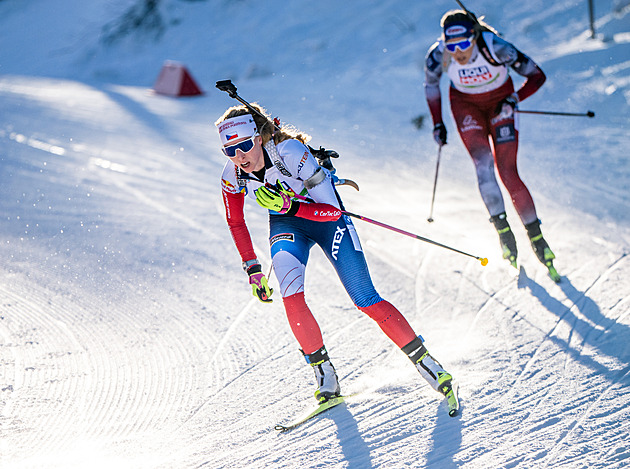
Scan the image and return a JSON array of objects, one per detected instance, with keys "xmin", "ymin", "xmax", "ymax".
[
  {"xmin": 304, "ymin": 346, "xmax": 341, "ymax": 403},
  {"xmin": 402, "ymin": 336, "xmax": 453, "ymax": 396}
]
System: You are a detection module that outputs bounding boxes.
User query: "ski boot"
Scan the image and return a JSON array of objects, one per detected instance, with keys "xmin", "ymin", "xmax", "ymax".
[
  {"xmin": 525, "ymin": 220, "xmax": 560, "ymax": 282},
  {"xmin": 303, "ymin": 346, "xmax": 341, "ymax": 403},
  {"xmin": 491, "ymin": 212, "xmax": 518, "ymax": 268},
  {"xmin": 402, "ymin": 336, "xmax": 452, "ymax": 395},
  {"xmin": 402, "ymin": 336, "xmax": 459, "ymax": 416}
]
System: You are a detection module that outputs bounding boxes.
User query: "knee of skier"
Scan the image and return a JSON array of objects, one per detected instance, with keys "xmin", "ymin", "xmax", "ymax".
[
  {"xmin": 353, "ymin": 292, "xmax": 384, "ymax": 310},
  {"xmin": 272, "ymin": 250, "xmax": 306, "ymax": 297}
]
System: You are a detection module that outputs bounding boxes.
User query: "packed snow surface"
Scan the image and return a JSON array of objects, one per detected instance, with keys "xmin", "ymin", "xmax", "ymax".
[{"xmin": 1, "ymin": 0, "xmax": 629, "ymax": 467}]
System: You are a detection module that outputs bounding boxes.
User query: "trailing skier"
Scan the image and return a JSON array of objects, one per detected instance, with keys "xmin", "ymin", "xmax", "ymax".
[{"xmin": 424, "ymin": 9, "xmax": 560, "ymax": 281}]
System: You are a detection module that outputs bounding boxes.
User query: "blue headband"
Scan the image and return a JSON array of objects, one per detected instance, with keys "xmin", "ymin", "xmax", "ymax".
[{"xmin": 444, "ymin": 21, "xmax": 475, "ymax": 41}]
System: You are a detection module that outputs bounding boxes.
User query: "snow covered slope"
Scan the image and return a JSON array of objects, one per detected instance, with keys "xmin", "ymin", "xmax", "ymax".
[{"xmin": 1, "ymin": 0, "xmax": 629, "ymax": 468}]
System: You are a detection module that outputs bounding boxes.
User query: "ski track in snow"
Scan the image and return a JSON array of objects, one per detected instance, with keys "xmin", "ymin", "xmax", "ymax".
[
  {"xmin": 2, "ymin": 79, "xmax": 630, "ymax": 468},
  {"xmin": 1, "ymin": 1, "xmax": 630, "ymax": 467},
  {"xmin": 448, "ymin": 251, "xmax": 630, "ymax": 468},
  {"xmin": 493, "ymin": 254, "xmax": 627, "ymax": 406}
]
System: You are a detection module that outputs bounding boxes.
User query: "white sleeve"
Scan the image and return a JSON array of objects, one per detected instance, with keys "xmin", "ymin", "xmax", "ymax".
[
  {"xmin": 278, "ymin": 139, "xmax": 320, "ymax": 180},
  {"xmin": 277, "ymin": 139, "xmax": 340, "ymax": 208}
]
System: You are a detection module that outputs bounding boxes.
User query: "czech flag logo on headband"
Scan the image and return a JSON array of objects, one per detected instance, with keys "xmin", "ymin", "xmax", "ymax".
[{"xmin": 217, "ymin": 114, "xmax": 259, "ymax": 146}]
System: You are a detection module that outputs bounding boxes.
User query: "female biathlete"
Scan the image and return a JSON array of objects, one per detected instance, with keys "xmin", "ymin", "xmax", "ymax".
[
  {"xmin": 216, "ymin": 103, "xmax": 456, "ymax": 406},
  {"xmin": 424, "ymin": 10, "xmax": 559, "ymax": 281}
]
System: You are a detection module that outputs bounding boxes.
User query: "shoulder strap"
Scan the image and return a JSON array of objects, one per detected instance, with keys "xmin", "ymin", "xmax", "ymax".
[
  {"xmin": 476, "ymin": 32, "xmax": 501, "ymax": 67},
  {"xmin": 235, "ymin": 141, "xmax": 293, "ymax": 189},
  {"xmin": 236, "ymin": 167, "xmax": 248, "ymax": 189},
  {"xmin": 441, "ymin": 46, "xmax": 452, "ymax": 70},
  {"xmin": 264, "ymin": 140, "xmax": 292, "ymax": 177}
]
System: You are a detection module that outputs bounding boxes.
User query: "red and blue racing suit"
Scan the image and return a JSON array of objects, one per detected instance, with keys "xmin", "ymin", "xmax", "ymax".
[{"xmin": 221, "ymin": 139, "xmax": 417, "ymax": 354}]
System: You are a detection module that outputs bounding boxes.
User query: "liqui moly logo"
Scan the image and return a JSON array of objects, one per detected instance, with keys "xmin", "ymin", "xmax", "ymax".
[{"xmin": 458, "ymin": 66, "xmax": 492, "ymax": 85}]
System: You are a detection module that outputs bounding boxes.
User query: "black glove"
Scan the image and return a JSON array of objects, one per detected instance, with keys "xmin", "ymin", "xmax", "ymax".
[
  {"xmin": 308, "ymin": 145, "xmax": 338, "ymax": 172},
  {"xmin": 433, "ymin": 122, "xmax": 447, "ymax": 146},
  {"xmin": 494, "ymin": 94, "xmax": 518, "ymax": 117}
]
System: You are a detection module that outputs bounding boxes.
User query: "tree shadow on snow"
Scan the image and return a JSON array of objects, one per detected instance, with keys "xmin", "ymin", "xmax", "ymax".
[{"xmin": 100, "ymin": 84, "xmax": 208, "ymax": 157}]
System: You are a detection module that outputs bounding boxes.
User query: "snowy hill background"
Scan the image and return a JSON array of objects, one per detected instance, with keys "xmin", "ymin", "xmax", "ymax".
[{"xmin": 1, "ymin": 0, "xmax": 629, "ymax": 468}]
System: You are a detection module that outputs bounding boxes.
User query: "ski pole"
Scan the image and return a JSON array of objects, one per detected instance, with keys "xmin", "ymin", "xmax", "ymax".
[
  {"xmin": 218, "ymin": 80, "xmax": 360, "ymax": 190},
  {"xmin": 427, "ymin": 145, "xmax": 442, "ymax": 223},
  {"xmin": 260, "ymin": 185, "xmax": 488, "ymax": 265},
  {"xmin": 454, "ymin": 0, "xmax": 477, "ymax": 21},
  {"xmin": 516, "ymin": 109, "xmax": 595, "ymax": 118},
  {"xmin": 343, "ymin": 211, "xmax": 488, "ymax": 266}
]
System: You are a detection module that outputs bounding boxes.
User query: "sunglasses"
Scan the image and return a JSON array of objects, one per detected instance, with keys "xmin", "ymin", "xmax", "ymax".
[
  {"xmin": 446, "ymin": 35, "xmax": 475, "ymax": 53},
  {"xmin": 222, "ymin": 136, "xmax": 257, "ymax": 157}
]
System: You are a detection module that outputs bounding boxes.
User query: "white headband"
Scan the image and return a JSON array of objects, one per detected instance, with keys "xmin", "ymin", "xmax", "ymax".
[{"xmin": 216, "ymin": 115, "xmax": 259, "ymax": 145}]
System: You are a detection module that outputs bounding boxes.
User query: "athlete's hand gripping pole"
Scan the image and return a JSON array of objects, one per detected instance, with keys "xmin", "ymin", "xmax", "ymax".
[
  {"xmin": 255, "ymin": 185, "xmax": 294, "ymax": 213},
  {"xmin": 245, "ymin": 262, "xmax": 273, "ymax": 303}
]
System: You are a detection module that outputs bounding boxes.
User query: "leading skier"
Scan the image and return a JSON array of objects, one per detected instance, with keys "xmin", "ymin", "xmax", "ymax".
[{"xmin": 215, "ymin": 102, "xmax": 457, "ymax": 410}]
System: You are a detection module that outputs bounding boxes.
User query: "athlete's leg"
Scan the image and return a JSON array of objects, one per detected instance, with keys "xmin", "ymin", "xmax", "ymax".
[
  {"xmin": 450, "ymin": 91, "xmax": 505, "ymax": 217},
  {"xmin": 357, "ymin": 301, "xmax": 417, "ymax": 348},
  {"xmin": 315, "ymin": 215, "xmax": 416, "ymax": 348},
  {"xmin": 282, "ymin": 291, "xmax": 323, "ymax": 355},
  {"xmin": 312, "ymin": 217, "xmax": 453, "ymax": 395},
  {"xmin": 322, "ymin": 218, "xmax": 454, "ymax": 392},
  {"xmin": 270, "ymin": 218, "xmax": 324, "ymax": 354},
  {"xmin": 450, "ymin": 90, "xmax": 519, "ymax": 263},
  {"xmin": 491, "ymin": 113, "xmax": 538, "ymax": 225},
  {"xmin": 491, "ymin": 116, "xmax": 557, "ymax": 270}
]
